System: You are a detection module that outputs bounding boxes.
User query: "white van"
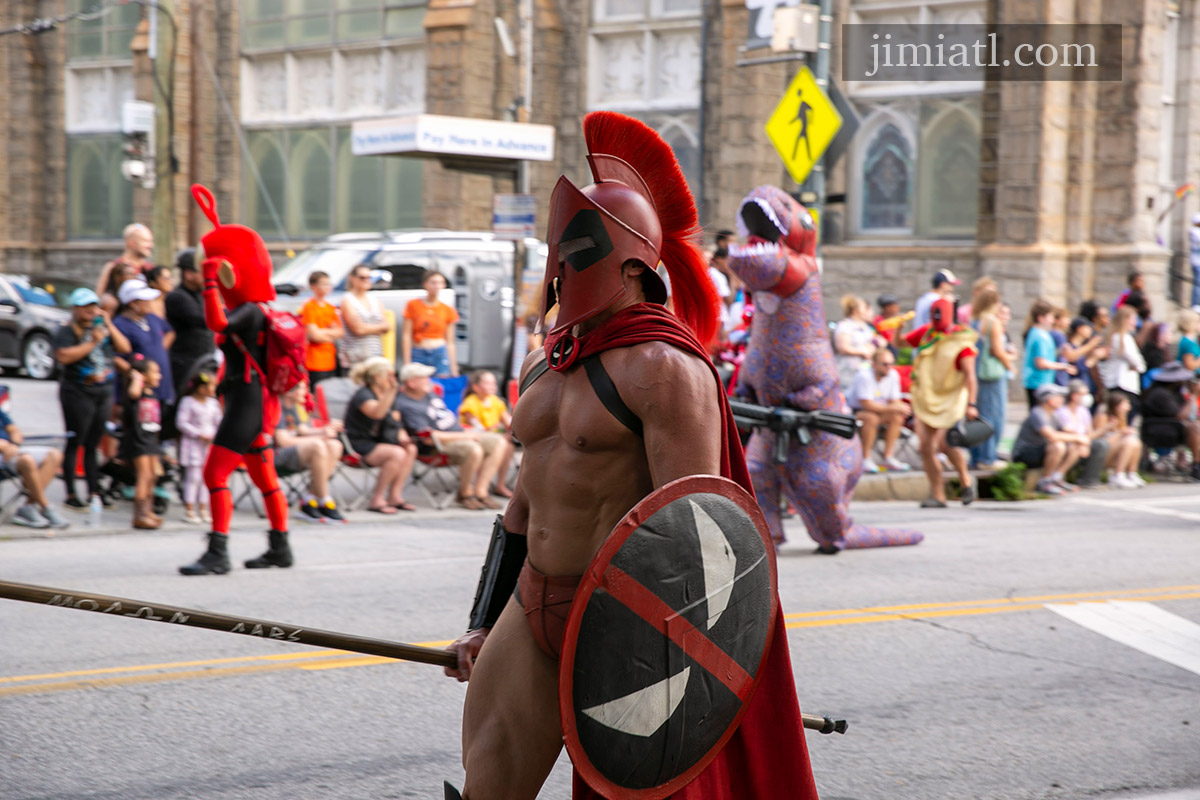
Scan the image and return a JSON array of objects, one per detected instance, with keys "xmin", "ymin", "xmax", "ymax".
[{"xmin": 271, "ymin": 231, "xmax": 546, "ymax": 374}]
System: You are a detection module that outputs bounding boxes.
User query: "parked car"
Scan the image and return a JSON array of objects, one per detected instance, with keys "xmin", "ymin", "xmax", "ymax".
[
  {"xmin": 271, "ymin": 231, "xmax": 546, "ymax": 373},
  {"xmin": 0, "ymin": 274, "xmax": 74, "ymax": 380}
]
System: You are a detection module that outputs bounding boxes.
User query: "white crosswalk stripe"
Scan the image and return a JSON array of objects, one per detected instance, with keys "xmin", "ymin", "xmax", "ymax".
[{"xmin": 1045, "ymin": 601, "xmax": 1200, "ymax": 678}]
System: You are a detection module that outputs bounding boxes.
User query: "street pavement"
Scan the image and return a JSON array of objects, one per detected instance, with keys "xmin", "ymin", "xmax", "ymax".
[{"xmin": 2, "ymin": 378, "xmax": 1200, "ymax": 799}]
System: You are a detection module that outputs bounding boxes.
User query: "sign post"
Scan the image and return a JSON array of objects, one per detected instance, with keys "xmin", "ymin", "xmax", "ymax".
[{"xmin": 493, "ymin": 193, "xmax": 538, "ymax": 389}]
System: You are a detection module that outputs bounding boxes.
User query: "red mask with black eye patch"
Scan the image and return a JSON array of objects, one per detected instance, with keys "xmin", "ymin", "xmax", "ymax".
[{"xmin": 931, "ymin": 298, "xmax": 955, "ymax": 333}]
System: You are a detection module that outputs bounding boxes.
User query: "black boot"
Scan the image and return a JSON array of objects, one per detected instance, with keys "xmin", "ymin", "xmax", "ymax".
[
  {"xmin": 179, "ymin": 532, "xmax": 231, "ymax": 576},
  {"xmin": 443, "ymin": 782, "xmax": 463, "ymax": 800},
  {"xmin": 244, "ymin": 529, "xmax": 293, "ymax": 569}
]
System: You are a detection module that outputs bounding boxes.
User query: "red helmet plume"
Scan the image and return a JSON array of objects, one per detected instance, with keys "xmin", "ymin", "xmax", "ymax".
[
  {"xmin": 540, "ymin": 112, "xmax": 720, "ymax": 345},
  {"xmin": 191, "ymin": 184, "xmax": 275, "ymax": 308}
]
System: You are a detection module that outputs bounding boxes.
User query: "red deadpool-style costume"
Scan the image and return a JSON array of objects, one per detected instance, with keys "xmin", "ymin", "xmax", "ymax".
[{"xmin": 179, "ymin": 184, "xmax": 293, "ymax": 576}]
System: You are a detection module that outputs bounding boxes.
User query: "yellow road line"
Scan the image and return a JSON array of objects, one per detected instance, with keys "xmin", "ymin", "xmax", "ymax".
[
  {"xmin": 4, "ymin": 589, "xmax": 1200, "ymax": 698},
  {"xmin": 785, "ymin": 591, "xmax": 1200, "ymax": 630},
  {"xmin": 783, "ymin": 584, "xmax": 1200, "ymax": 620}
]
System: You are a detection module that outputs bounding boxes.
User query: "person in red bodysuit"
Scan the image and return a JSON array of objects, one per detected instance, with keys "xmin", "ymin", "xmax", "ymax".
[
  {"xmin": 179, "ymin": 185, "xmax": 293, "ymax": 576},
  {"xmin": 440, "ymin": 112, "xmax": 818, "ymax": 800}
]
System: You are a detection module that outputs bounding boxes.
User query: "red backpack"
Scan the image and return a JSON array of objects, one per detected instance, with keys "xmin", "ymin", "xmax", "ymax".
[{"xmin": 233, "ymin": 303, "xmax": 308, "ymax": 394}]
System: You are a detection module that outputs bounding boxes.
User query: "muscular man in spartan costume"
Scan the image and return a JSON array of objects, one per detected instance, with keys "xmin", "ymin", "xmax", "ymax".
[{"xmin": 441, "ymin": 113, "xmax": 819, "ymax": 800}]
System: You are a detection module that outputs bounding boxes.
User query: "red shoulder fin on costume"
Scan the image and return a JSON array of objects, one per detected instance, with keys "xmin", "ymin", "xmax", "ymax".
[{"xmin": 582, "ymin": 112, "xmax": 720, "ymax": 346}]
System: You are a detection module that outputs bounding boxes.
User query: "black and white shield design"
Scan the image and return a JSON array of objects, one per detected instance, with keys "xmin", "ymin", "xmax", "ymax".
[{"xmin": 559, "ymin": 475, "xmax": 777, "ymax": 800}]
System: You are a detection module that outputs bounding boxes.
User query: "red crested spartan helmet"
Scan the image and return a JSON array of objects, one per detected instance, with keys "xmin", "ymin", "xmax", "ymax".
[
  {"xmin": 541, "ymin": 112, "xmax": 719, "ymax": 344},
  {"xmin": 190, "ymin": 183, "xmax": 276, "ymax": 308}
]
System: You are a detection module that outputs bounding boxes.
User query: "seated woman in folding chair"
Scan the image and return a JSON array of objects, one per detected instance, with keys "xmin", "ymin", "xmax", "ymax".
[
  {"xmin": 275, "ymin": 380, "xmax": 347, "ymax": 523},
  {"xmin": 344, "ymin": 357, "xmax": 418, "ymax": 513}
]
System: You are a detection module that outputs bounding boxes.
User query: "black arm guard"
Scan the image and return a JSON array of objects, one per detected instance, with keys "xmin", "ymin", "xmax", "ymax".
[{"xmin": 467, "ymin": 515, "xmax": 528, "ymax": 630}]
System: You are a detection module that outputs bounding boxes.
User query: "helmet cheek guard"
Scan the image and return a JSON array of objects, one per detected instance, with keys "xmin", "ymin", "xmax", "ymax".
[
  {"xmin": 191, "ymin": 184, "xmax": 276, "ymax": 309},
  {"xmin": 541, "ymin": 173, "xmax": 663, "ymax": 335}
]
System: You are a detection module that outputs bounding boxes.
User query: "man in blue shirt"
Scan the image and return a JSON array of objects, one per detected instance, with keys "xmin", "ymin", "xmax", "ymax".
[{"xmin": 0, "ymin": 406, "xmax": 69, "ymax": 529}]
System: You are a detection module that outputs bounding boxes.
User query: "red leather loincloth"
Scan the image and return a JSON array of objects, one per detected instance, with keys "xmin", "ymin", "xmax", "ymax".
[{"xmin": 515, "ymin": 558, "xmax": 581, "ymax": 661}]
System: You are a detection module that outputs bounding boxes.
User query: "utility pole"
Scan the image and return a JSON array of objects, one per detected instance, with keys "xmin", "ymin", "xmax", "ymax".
[
  {"xmin": 149, "ymin": 0, "xmax": 177, "ymax": 264},
  {"xmin": 798, "ymin": 0, "xmax": 831, "ymax": 248}
]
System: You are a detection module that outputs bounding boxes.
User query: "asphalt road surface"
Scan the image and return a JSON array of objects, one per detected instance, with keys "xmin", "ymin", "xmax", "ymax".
[
  {"xmin": 3, "ymin": 480, "xmax": 1200, "ymax": 799},
  {"xmin": 1, "ymin": 377, "xmax": 1199, "ymax": 799}
]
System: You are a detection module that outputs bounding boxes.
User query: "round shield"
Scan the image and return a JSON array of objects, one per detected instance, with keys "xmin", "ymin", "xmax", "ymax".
[{"xmin": 559, "ymin": 475, "xmax": 778, "ymax": 800}]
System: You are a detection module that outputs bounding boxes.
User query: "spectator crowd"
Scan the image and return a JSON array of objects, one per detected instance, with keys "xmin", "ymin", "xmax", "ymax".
[
  {"xmin": 3, "ymin": 220, "xmax": 1198, "ymax": 529},
  {"xmin": 2, "ymin": 223, "xmax": 515, "ymax": 530}
]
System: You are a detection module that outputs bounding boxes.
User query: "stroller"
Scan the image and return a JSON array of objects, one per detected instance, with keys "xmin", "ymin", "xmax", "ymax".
[{"xmin": 99, "ymin": 445, "xmax": 179, "ymax": 516}]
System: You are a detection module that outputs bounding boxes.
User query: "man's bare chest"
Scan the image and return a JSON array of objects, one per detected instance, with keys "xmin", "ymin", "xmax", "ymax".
[{"xmin": 512, "ymin": 364, "xmax": 638, "ymax": 456}]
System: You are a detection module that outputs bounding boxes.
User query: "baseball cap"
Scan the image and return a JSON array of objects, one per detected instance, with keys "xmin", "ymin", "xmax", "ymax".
[
  {"xmin": 68, "ymin": 287, "xmax": 100, "ymax": 307},
  {"xmin": 1034, "ymin": 384, "xmax": 1068, "ymax": 402},
  {"xmin": 932, "ymin": 269, "xmax": 960, "ymax": 287},
  {"xmin": 117, "ymin": 279, "xmax": 162, "ymax": 306},
  {"xmin": 877, "ymin": 293, "xmax": 899, "ymax": 307},
  {"xmin": 399, "ymin": 363, "xmax": 436, "ymax": 382}
]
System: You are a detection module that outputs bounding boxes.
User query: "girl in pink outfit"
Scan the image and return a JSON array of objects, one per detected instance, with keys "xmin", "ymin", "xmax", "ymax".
[{"xmin": 175, "ymin": 373, "xmax": 223, "ymax": 524}]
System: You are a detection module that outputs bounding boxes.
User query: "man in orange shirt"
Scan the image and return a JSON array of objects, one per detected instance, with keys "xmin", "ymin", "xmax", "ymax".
[
  {"xmin": 402, "ymin": 269, "xmax": 459, "ymax": 377},
  {"xmin": 301, "ymin": 271, "xmax": 344, "ymax": 386}
]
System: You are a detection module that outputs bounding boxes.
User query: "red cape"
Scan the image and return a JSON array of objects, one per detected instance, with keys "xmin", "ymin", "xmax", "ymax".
[{"xmin": 552, "ymin": 304, "xmax": 820, "ymax": 800}]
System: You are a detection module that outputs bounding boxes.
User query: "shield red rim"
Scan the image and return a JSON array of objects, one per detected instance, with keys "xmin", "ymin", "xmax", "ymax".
[{"xmin": 558, "ymin": 474, "xmax": 779, "ymax": 800}]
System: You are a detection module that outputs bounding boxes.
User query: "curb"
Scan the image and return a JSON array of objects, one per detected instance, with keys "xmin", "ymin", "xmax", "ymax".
[
  {"xmin": 853, "ymin": 468, "xmax": 999, "ymax": 502},
  {"xmin": 0, "ymin": 507, "xmax": 499, "ymax": 542}
]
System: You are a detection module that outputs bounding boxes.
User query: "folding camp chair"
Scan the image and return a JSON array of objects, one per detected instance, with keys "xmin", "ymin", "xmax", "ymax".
[
  {"xmin": 410, "ymin": 431, "xmax": 458, "ymax": 510},
  {"xmin": 314, "ymin": 378, "xmax": 379, "ymax": 511}
]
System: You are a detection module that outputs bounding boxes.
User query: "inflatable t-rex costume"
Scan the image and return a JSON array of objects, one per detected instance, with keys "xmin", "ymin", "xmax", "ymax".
[{"xmin": 729, "ymin": 185, "xmax": 923, "ymax": 552}]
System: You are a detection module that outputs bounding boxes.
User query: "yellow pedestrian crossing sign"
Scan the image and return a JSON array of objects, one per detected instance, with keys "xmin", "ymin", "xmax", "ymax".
[{"xmin": 765, "ymin": 67, "xmax": 843, "ymax": 185}]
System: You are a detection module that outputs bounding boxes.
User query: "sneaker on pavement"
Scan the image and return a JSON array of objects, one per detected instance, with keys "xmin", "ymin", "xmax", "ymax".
[
  {"xmin": 1053, "ymin": 479, "xmax": 1079, "ymax": 493},
  {"xmin": 1130, "ymin": 472, "xmax": 1147, "ymax": 487},
  {"xmin": 13, "ymin": 504, "xmax": 50, "ymax": 529},
  {"xmin": 298, "ymin": 500, "xmax": 325, "ymax": 523},
  {"xmin": 960, "ymin": 483, "xmax": 977, "ymax": 505},
  {"xmin": 1107, "ymin": 473, "xmax": 1132, "ymax": 489},
  {"xmin": 882, "ymin": 457, "xmax": 912, "ymax": 472},
  {"xmin": 64, "ymin": 496, "xmax": 87, "ymax": 512},
  {"xmin": 319, "ymin": 503, "xmax": 347, "ymax": 523},
  {"xmin": 862, "ymin": 458, "xmax": 881, "ymax": 474},
  {"xmin": 183, "ymin": 511, "xmax": 203, "ymax": 525},
  {"xmin": 919, "ymin": 497, "xmax": 947, "ymax": 508},
  {"xmin": 39, "ymin": 505, "xmax": 70, "ymax": 530},
  {"xmin": 1035, "ymin": 479, "xmax": 1065, "ymax": 496}
]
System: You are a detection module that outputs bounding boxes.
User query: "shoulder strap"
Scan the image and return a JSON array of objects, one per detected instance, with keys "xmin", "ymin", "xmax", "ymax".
[
  {"xmin": 519, "ymin": 358, "xmax": 551, "ymax": 396},
  {"xmin": 583, "ymin": 356, "xmax": 643, "ymax": 437}
]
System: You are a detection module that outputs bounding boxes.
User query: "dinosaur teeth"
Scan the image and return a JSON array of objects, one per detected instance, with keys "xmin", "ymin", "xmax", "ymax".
[{"xmin": 729, "ymin": 242, "xmax": 782, "ymax": 259}]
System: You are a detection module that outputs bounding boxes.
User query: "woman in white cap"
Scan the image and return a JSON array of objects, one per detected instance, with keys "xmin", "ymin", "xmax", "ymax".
[{"xmin": 113, "ymin": 278, "xmax": 176, "ymax": 406}]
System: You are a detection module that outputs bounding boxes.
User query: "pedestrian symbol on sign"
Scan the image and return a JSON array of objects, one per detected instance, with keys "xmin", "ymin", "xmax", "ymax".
[
  {"xmin": 790, "ymin": 88, "xmax": 813, "ymax": 162},
  {"xmin": 765, "ymin": 66, "xmax": 842, "ymax": 185}
]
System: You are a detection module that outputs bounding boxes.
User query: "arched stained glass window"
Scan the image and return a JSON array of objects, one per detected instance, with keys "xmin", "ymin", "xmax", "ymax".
[
  {"xmin": 918, "ymin": 110, "xmax": 979, "ymax": 237},
  {"xmin": 290, "ymin": 130, "xmax": 332, "ymax": 237},
  {"xmin": 68, "ymin": 136, "xmax": 134, "ymax": 239},
  {"xmin": 247, "ymin": 133, "xmax": 287, "ymax": 237},
  {"xmin": 862, "ymin": 123, "xmax": 912, "ymax": 231}
]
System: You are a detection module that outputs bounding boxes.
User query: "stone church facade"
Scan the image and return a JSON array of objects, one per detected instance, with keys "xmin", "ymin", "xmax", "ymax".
[{"xmin": 0, "ymin": 0, "xmax": 1195, "ymax": 326}]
